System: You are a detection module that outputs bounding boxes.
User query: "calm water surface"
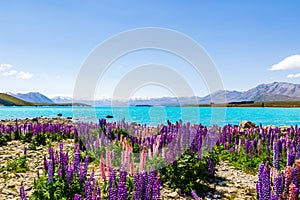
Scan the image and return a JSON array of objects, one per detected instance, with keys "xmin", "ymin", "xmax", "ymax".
[{"xmin": 0, "ymin": 106, "xmax": 300, "ymax": 126}]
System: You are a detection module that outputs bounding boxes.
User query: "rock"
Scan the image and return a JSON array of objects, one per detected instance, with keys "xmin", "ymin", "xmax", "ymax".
[
  {"xmin": 105, "ymin": 115, "xmax": 113, "ymax": 118},
  {"xmin": 240, "ymin": 120, "xmax": 257, "ymax": 129},
  {"xmin": 175, "ymin": 188, "xmax": 181, "ymax": 195},
  {"xmin": 2, "ymin": 188, "xmax": 17, "ymax": 195},
  {"xmin": 167, "ymin": 191, "xmax": 179, "ymax": 198}
]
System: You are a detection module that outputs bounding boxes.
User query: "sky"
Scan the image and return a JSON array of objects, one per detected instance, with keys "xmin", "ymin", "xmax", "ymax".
[{"xmin": 1, "ymin": 1, "xmax": 300, "ymax": 99}]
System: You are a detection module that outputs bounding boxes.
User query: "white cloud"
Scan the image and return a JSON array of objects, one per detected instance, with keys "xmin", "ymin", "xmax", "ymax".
[
  {"xmin": 0, "ymin": 64, "xmax": 13, "ymax": 71},
  {"xmin": 0, "ymin": 63, "xmax": 34, "ymax": 79},
  {"xmin": 269, "ymin": 54, "xmax": 300, "ymax": 71},
  {"xmin": 17, "ymin": 71, "xmax": 33, "ymax": 79},
  {"xmin": 3, "ymin": 70, "xmax": 18, "ymax": 76},
  {"xmin": 287, "ymin": 73, "xmax": 300, "ymax": 78}
]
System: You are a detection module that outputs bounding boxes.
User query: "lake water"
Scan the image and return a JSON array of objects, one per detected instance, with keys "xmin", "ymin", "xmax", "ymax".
[{"xmin": 0, "ymin": 106, "xmax": 300, "ymax": 126}]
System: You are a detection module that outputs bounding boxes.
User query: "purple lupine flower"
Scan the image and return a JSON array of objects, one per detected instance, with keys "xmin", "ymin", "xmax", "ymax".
[
  {"xmin": 274, "ymin": 172, "xmax": 283, "ymax": 197},
  {"xmin": 74, "ymin": 194, "xmax": 82, "ymax": 200},
  {"xmin": 23, "ymin": 148, "xmax": 27, "ymax": 155},
  {"xmin": 133, "ymin": 174, "xmax": 140, "ymax": 200},
  {"xmin": 151, "ymin": 173, "xmax": 161, "ymax": 200},
  {"xmin": 48, "ymin": 160, "xmax": 54, "ymax": 183},
  {"xmin": 117, "ymin": 168, "xmax": 127, "ymax": 200},
  {"xmin": 20, "ymin": 184, "xmax": 27, "ymax": 200},
  {"xmin": 270, "ymin": 194, "xmax": 278, "ymax": 200},
  {"xmin": 73, "ymin": 145, "xmax": 80, "ymax": 174},
  {"xmin": 191, "ymin": 190, "xmax": 201, "ymax": 200},
  {"xmin": 207, "ymin": 157, "xmax": 214, "ymax": 176},
  {"xmin": 245, "ymin": 139, "xmax": 250, "ymax": 154},
  {"xmin": 273, "ymin": 140, "xmax": 279, "ymax": 170},
  {"xmin": 48, "ymin": 147, "xmax": 54, "ymax": 160},
  {"xmin": 54, "ymin": 151, "xmax": 60, "ymax": 164},
  {"xmin": 139, "ymin": 171, "xmax": 148, "ymax": 199},
  {"xmin": 108, "ymin": 170, "xmax": 117, "ymax": 200},
  {"xmin": 79, "ymin": 156, "xmax": 89, "ymax": 183},
  {"xmin": 67, "ymin": 165, "xmax": 74, "ymax": 184},
  {"xmin": 145, "ymin": 170, "xmax": 155, "ymax": 199},
  {"xmin": 96, "ymin": 186, "xmax": 101, "ymax": 200},
  {"xmin": 257, "ymin": 163, "xmax": 265, "ymax": 199},
  {"xmin": 262, "ymin": 164, "xmax": 271, "ymax": 200},
  {"xmin": 43, "ymin": 156, "xmax": 48, "ymax": 171},
  {"xmin": 197, "ymin": 133, "xmax": 202, "ymax": 159},
  {"xmin": 287, "ymin": 151, "xmax": 295, "ymax": 166},
  {"xmin": 84, "ymin": 180, "xmax": 92, "ymax": 200}
]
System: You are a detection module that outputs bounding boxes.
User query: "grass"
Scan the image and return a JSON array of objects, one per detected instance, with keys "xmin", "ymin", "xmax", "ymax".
[
  {"xmin": 0, "ymin": 93, "xmax": 34, "ymax": 106},
  {"xmin": 0, "ymin": 93, "xmax": 89, "ymax": 106}
]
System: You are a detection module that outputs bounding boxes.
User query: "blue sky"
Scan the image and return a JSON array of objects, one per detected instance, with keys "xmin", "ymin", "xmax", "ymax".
[{"xmin": 1, "ymin": 1, "xmax": 300, "ymax": 98}]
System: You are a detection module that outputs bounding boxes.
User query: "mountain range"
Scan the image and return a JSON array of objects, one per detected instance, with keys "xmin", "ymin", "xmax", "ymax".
[
  {"xmin": 4, "ymin": 82, "xmax": 300, "ymax": 106},
  {"xmin": 8, "ymin": 92, "xmax": 54, "ymax": 104}
]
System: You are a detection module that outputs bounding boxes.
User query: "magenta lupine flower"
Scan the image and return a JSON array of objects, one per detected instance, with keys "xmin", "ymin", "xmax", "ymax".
[
  {"xmin": 48, "ymin": 160, "xmax": 54, "ymax": 183},
  {"xmin": 74, "ymin": 194, "xmax": 82, "ymax": 200},
  {"xmin": 117, "ymin": 168, "xmax": 127, "ymax": 200},
  {"xmin": 19, "ymin": 184, "xmax": 27, "ymax": 200},
  {"xmin": 106, "ymin": 149, "xmax": 112, "ymax": 173},
  {"xmin": 238, "ymin": 138, "xmax": 242, "ymax": 154},
  {"xmin": 100, "ymin": 158, "xmax": 106, "ymax": 181},
  {"xmin": 191, "ymin": 190, "xmax": 201, "ymax": 200},
  {"xmin": 139, "ymin": 150, "xmax": 147, "ymax": 173},
  {"xmin": 288, "ymin": 183, "xmax": 297, "ymax": 200},
  {"xmin": 130, "ymin": 161, "xmax": 135, "ymax": 176},
  {"xmin": 108, "ymin": 170, "xmax": 117, "ymax": 200},
  {"xmin": 207, "ymin": 157, "xmax": 214, "ymax": 176},
  {"xmin": 285, "ymin": 166, "xmax": 294, "ymax": 191},
  {"xmin": 295, "ymin": 160, "xmax": 300, "ymax": 188}
]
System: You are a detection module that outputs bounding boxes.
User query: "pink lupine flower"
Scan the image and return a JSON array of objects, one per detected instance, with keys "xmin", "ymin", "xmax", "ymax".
[{"xmin": 100, "ymin": 158, "xmax": 106, "ymax": 181}]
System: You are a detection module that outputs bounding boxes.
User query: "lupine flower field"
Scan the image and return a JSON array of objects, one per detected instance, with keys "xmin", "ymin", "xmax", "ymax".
[{"xmin": 1, "ymin": 118, "xmax": 300, "ymax": 199}]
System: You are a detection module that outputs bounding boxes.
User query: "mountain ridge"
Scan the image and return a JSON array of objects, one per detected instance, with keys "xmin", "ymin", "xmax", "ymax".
[{"xmin": 6, "ymin": 82, "xmax": 300, "ymax": 106}]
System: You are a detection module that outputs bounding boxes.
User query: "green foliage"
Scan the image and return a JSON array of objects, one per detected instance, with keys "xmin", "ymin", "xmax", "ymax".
[
  {"xmin": 0, "ymin": 132, "xmax": 7, "ymax": 145},
  {"xmin": 13, "ymin": 130, "xmax": 21, "ymax": 140},
  {"xmin": 160, "ymin": 151, "xmax": 218, "ymax": 193},
  {"xmin": 31, "ymin": 175, "xmax": 83, "ymax": 200},
  {"xmin": 5, "ymin": 155, "xmax": 29, "ymax": 173}
]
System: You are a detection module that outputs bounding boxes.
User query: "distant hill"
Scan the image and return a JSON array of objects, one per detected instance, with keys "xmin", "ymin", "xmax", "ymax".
[
  {"xmin": 200, "ymin": 82, "xmax": 300, "ymax": 104},
  {"xmin": 0, "ymin": 93, "xmax": 34, "ymax": 106},
  {"xmin": 9, "ymin": 92, "xmax": 54, "ymax": 104}
]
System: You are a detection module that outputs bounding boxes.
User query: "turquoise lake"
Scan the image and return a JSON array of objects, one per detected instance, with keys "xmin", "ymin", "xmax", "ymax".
[{"xmin": 1, "ymin": 106, "xmax": 300, "ymax": 126}]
